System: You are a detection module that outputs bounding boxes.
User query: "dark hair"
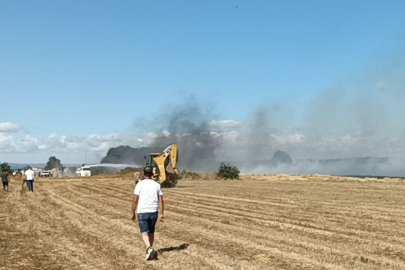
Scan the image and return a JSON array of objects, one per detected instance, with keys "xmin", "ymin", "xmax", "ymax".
[{"xmin": 143, "ymin": 166, "xmax": 153, "ymax": 178}]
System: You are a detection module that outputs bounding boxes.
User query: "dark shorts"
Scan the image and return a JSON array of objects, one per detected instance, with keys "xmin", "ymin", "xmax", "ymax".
[{"xmin": 137, "ymin": 212, "xmax": 158, "ymax": 234}]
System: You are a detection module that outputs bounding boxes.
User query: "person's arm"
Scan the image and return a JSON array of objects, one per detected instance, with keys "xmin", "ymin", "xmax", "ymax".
[
  {"xmin": 134, "ymin": 172, "xmax": 139, "ymax": 185},
  {"xmin": 132, "ymin": 195, "xmax": 139, "ymax": 222},
  {"xmin": 8, "ymin": 174, "xmax": 10, "ymax": 182},
  {"xmin": 159, "ymin": 195, "xmax": 164, "ymax": 222}
]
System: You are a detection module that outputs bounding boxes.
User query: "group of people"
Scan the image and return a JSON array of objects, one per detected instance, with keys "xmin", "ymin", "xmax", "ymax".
[{"xmin": 1, "ymin": 167, "xmax": 36, "ymax": 192}]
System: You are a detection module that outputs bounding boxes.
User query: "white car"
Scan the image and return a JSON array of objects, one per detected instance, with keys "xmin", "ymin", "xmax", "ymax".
[
  {"xmin": 40, "ymin": 171, "xmax": 50, "ymax": 177},
  {"xmin": 76, "ymin": 166, "xmax": 91, "ymax": 177}
]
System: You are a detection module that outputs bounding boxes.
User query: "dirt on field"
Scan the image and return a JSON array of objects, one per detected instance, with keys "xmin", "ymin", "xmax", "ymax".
[{"xmin": 1, "ymin": 174, "xmax": 405, "ymax": 270}]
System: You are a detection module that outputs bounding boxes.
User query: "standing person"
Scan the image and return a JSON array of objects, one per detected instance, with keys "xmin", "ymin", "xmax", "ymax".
[
  {"xmin": 1, "ymin": 170, "xmax": 10, "ymax": 192},
  {"xmin": 24, "ymin": 167, "xmax": 35, "ymax": 192},
  {"xmin": 22, "ymin": 169, "xmax": 27, "ymax": 188},
  {"xmin": 132, "ymin": 166, "xmax": 164, "ymax": 260}
]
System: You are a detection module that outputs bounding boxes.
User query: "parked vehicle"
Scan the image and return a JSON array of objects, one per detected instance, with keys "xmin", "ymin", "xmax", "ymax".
[
  {"xmin": 76, "ymin": 165, "xmax": 91, "ymax": 177},
  {"xmin": 40, "ymin": 171, "xmax": 51, "ymax": 177}
]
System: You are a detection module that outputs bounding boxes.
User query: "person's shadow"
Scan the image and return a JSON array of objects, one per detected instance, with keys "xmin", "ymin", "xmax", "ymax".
[{"xmin": 158, "ymin": 244, "xmax": 189, "ymax": 255}]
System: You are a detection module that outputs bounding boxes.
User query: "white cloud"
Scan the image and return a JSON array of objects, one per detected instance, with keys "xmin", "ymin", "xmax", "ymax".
[
  {"xmin": 0, "ymin": 122, "xmax": 21, "ymax": 132},
  {"xmin": 162, "ymin": 130, "xmax": 170, "ymax": 137},
  {"xmin": 15, "ymin": 135, "xmax": 38, "ymax": 152},
  {"xmin": 376, "ymin": 82, "xmax": 387, "ymax": 91},
  {"xmin": 209, "ymin": 119, "xmax": 242, "ymax": 128},
  {"xmin": 1, "ymin": 127, "xmax": 405, "ymax": 166},
  {"xmin": 48, "ymin": 133, "xmax": 58, "ymax": 139},
  {"xmin": 0, "ymin": 132, "xmax": 141, "ymax": 156},
  {"xmin": 0, "ymin": 133, "xmax": 14, "ymax": 151},
  {"xmin": 270, "ymin": 134, "xmax": 305, "ymax": 144}
]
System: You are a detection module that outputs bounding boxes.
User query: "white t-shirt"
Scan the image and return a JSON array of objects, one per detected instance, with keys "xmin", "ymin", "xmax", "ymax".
[
  {"xmin": 25, "ymin": 169, "xmax": 35, "ymax": 180},
  {"xmin": 134, "ymin": 179, "xmax": 163, "ymax": 213}
]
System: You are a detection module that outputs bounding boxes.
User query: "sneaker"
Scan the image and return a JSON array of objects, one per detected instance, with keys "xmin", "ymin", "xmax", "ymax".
[
  {"xmin": 146, "ymin": 247, "xmax": 154, "ymax": 260},
  {"xmin": 152, "ymin": 250, "xmax": 158, "ymax": 260}
]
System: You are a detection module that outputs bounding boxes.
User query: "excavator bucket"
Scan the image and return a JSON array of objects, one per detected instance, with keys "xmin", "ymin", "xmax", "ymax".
[{"xmin": 166, "ymin": 159, "xmax": 176, "ymax": 174}]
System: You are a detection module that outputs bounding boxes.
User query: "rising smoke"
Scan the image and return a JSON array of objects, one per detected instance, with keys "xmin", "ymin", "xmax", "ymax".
[
  {"xmin": 120, "ymin": 57, "xmax": 405, "ymax": 176},
  {"xmin": 147, "ymin": 99, "xmax": 222, "ymax": 171}
]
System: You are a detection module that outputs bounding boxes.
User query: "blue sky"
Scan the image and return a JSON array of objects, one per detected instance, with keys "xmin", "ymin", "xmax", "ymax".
[{"xmin": 1, "ymin": 1, "xmax": 405, "ymax": 163}]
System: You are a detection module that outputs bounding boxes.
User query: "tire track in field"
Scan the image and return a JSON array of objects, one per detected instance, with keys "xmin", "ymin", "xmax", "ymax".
[
  {"xmin": 166, "ymin": 194, "xmax": 405, "ymax": 242},
  {"xmin": 66, "ymin": 182, "xmax": 263, "ymax": 270},
  {"xmin": 35, "ymin": 190, "xmax": 139, "ymax": 270},
  {"xmin": 168, "ymin": 189, "xmax": 405, "ymax": 222},
  {"xmin": 54, "ymin": 183, "xmax": 251, "ymax": 270},
  {"xmin": 44, "ymin": 188, "xmax": 163, "ymax": 270},
  {"xmin": 68, "ymin": 180, "xmax": 404, "ymax": 266},
  {"xmin": 102, "ymin": 182, "xmax": 405, "ymax": 237},
  {"xmin": 5, "ymin": 178, "xmax": 405, "ymax": 270},
  {"xmin": 66, "ymin": 182, "xmax": 405, "ymax": 270},
  {"xmin": 76, "ymin": 182, "xmax": 405, "ymax": 246},
  {"xmin": 3, "ymin": 183, "xmax": 158, "ymax": 270},
  {"xmin": 1, "ymin": 184, "xmax": 88, "ymax": 270},
  {"xmin": 166, "ymin": 204, "xmax": 405, "ymax": 269},
  {"xmin": 168, "ymin": 188, "xmax": 405, "ymax": 219},
  {"xmin": 166, "ymin": 190, "xmax": 405, "ymax": 243},
  {"xmin": 66, "ymin": 185, "xmax": 291, "ymax": 269}
]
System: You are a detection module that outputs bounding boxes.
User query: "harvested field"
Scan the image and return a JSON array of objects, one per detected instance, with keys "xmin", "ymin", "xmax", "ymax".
[{"xmin": 1, "ymin": 174, "xmax": 405, "ymax": 269}]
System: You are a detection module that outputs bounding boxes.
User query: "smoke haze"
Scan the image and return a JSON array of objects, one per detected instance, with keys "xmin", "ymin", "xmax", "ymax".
[{"xmin": 127, "ymin": 58, "xmax": 405, "ymax": 176}]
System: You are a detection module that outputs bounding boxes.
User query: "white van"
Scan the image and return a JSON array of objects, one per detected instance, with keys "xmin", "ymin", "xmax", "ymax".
[{"xmin": 75, "ymin": 165, "xmax": 91, "ymax": 177}]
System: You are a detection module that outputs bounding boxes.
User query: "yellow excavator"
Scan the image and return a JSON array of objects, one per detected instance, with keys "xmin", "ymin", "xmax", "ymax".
[{"xmin": 135, "ymin": 144, "xmax": 179, "ymax": 187}]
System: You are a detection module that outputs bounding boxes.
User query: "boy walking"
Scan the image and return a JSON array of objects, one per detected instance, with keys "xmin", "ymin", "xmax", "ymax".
[{"xmin": 132, "ymin": 166, "xmax": 164, "ymax": 260}]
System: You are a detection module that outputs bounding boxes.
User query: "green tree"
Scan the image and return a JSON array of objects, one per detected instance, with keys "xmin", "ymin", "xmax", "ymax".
[
  {"xmin": 45, "ymin": 156, "xmax": 64, "ymax": 170},
  {"xmin": 0, "ymin": 162, "xmax": 11, "ymax": 173},
  {"xmin": 217, "ymin": 162, "xmax": 240, "ymax": 179}
]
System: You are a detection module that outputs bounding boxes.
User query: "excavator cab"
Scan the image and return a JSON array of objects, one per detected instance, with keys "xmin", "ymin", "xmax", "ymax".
[{"xmin": 145, "ymin": 154, "xmax": 158, "ymax": 167}]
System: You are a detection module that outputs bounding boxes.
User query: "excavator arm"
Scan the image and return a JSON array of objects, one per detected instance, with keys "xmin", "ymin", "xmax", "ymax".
[
  {"xmin": 153, "ymin": 144, "xmax": 179, "ymax": 186},
  {"xmin": 135, "ymin": 144, "xmax": 179, "ymax": 187}
]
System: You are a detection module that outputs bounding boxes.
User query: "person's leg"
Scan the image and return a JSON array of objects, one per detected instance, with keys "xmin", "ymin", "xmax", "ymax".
[
  {"xmin": 147, "ymin": 212, "xmax": 158, "ymax": 247},
  {"xmin": 148, "ymin": 212, "xmax": 159, "ymax": 259},
  {"xmin": 141, "ymin": 233, "xmax": 151, "ymax": 248},
  {"xmin": 138, "ymin": 213, "xmax": 150, "ymax": 248},
  {"xmin": 2, "ymin": 182, "xmax": 5, "ymax": 192},
  {"xmin": 27, "ymin": 180, "xmax": 32, "ymax": 192},
  {"xmin": 5, "ymin": 182, "xmax": 8, "ymax": 192},
  {"xmin": 31, "ymin": 180, "xmax": 34, "ymax": 192},
  {"xmin": 148, "ymin": 233, "xmax": 154, "ymax": 247},
  {"xmin": 139, "ymin": 213, "xmax": 157, "ymax": 260}
]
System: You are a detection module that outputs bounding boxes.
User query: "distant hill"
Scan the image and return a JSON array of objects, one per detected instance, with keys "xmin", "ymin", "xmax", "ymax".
[
  {"xmin": 101, "ymin": 146, "xmax": 161, "ymax": 166},
  {"xmin": 6, "ymin": 163, "xmax": 46, "ymax": 170}
]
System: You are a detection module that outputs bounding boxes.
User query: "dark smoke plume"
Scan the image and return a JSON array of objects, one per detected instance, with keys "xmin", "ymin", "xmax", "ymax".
[{"xmin": 149, "ymin": 100, "xmax": 221, "ymax": 171}]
